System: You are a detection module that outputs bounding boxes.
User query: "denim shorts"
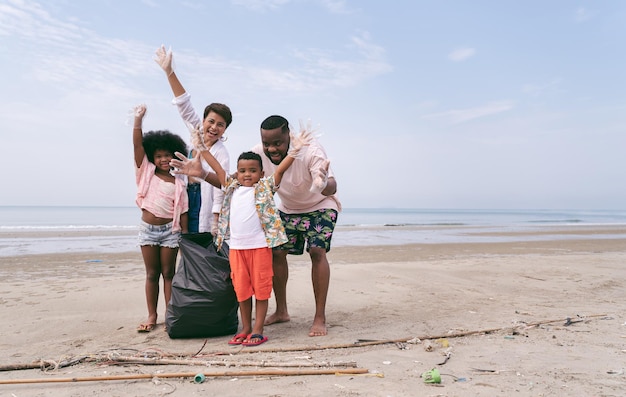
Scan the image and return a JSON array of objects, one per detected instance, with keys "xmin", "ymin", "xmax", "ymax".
[{"xmin": 138, "ymin": 220, "xmax": 180, "ymax": 248}]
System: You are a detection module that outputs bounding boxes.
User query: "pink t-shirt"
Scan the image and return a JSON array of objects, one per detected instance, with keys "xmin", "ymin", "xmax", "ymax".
[
  {"xmin": 251, "ymin": 142, "xmax": 341, "ymax": 214},
  {"xmin": 135, "ymin": 155, "xmax": 188, "ymax": 232}
]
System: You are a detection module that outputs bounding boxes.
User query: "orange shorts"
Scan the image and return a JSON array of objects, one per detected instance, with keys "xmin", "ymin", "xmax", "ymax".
[{"xmin": 229, "ymin": 247, "xmax": 274, "ymax": 302}]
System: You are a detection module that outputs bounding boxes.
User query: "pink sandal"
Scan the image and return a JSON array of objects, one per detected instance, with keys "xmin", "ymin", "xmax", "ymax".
[
  {"xmin": 228, "ymin": 333, "xmax": 249, "ymax": 345},
  {"xmin": 242, "ymin": 334, "xmax": 268, "ymax": 346}
]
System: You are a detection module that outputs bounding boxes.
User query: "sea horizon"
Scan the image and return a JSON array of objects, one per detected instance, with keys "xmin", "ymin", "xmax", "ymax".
[
  {"xmin": 1, "ymin": 206, "xmax": 626, "ymax": 257},
  {"xmin": 2, "ymin": 205, "xmax": 626, "ymax": 229}
]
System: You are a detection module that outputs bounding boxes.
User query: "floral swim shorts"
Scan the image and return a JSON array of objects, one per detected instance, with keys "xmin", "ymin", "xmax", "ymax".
[{"xmin": 276, "ymin": 209, "xmax": 338, "ymax": 255}]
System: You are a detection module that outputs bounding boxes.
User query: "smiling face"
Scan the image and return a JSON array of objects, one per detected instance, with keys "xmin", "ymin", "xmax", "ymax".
[
  {"xmin": 236, "ymin": 158, "xmax": 264, "ymax": 187},
  {"xmin": 201, "ymin": 111, "xmax": 227, "ymax": 147},
  {"xmin": 261, "ymin": 126, "xmax": 290, "ymax": 165},
  {"xmin": 153, "ymin": 149, "xmax": 174, "ymax": 173}
]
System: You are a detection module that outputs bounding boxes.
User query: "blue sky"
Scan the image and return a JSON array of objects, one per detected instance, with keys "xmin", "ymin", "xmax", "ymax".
[{"xmin": 1, "ymin": 0, "xmax": 624, "ymax": 209}]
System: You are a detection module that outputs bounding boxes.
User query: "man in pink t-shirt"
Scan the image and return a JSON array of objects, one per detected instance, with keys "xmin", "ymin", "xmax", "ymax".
[{"xmin": 250, "ymin": 115, "xmax": 341, "ymax": 337}]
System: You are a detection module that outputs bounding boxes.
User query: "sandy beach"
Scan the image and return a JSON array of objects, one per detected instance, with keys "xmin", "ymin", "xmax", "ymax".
[{"xmin": 1, "ymin": 226, "xmax": 625, "ymax": 396}]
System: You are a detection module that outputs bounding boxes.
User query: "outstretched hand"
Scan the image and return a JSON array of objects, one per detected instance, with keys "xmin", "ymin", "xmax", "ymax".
[
  {"xmin": 287, "ymin": 119, "xmax": 317, "ymax": 159},
  {"xmin": 287, "ymin": 131, "xmax": 313, "ymax": 159},
  {"xmin": 310, "ymin": 159, "xmax": 330, "ymax": 194},
  {"xmin": 154, "ymin": 45, "xmax": 174, "ymax": 76},
  {"xmin": 170, "ymin": 152, "xmax": 208, "ymax": 179}
]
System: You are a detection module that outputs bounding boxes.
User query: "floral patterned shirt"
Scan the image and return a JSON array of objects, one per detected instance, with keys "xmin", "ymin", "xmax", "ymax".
[{"xmin": 215, "ymin": 174, "xmax": 287, "ymax": 250}]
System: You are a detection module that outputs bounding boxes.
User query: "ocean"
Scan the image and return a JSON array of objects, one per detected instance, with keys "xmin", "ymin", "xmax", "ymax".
[{"xmin": 1, "ymin": 206, "xmax": 625, "ymax": 256}]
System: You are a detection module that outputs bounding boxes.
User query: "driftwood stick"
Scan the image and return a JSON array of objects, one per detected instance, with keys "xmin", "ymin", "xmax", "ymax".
[
  {"xmin": 0, "ymin": 357, "xmax": 88, "ymax": 372},
  {"xmin": 0, "ymin": 368, "xmax": 369, "ymax": 385},
  {"xmin": 0, "ymin": 363, "xmax": 41, "ymax": 371},
  {"xmin": 107, "ymin": 356, "xmax": 357, "ymax": 368},
  {"xmin": 0, "ymin": 313, "xmax": 607, "ymax": 373},
  {"xmin": 233, "ymin": 313, "xmax": 609, "ymax": 353}
]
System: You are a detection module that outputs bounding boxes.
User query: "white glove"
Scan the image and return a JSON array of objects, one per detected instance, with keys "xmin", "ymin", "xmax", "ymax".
[
  {"xmin": 154, "ymin": 45, "xmax": 174, "ymax": 76},
  {"xmin": 310, "ymin": 159, "xmax": 330, "ymax": 194},
  {"xmin": 182, "ymin": 120, "xmax": 208, "ymax": 152},
  {"xmin": 127, "ymin": 104, "xmax": 146, "ymax": 127},
  {"xmin": 191, "ymin": 126, "xmax": 208, "ymax": 152},
  {"xmin": 133, "ymin": 104, "xmax": 147, "ymax": 119},
  {"xmin": 170, "ymin": 152, "xmax": 209, "ymax": 180},
  {"xmin": 287, "ymin": 119, "xmax": 317, "ymax": 159}
]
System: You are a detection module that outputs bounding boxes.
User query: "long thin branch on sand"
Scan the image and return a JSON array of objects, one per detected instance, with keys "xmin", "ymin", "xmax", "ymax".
[{"xmin": 0, "ymin": 368, "xmax": 370, "ymax": 385}]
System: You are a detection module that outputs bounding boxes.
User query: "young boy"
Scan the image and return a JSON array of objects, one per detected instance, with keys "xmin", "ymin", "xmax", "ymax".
[{"xmin": 170, "ymin": 130, "xmax": 312, "ymax": 346}]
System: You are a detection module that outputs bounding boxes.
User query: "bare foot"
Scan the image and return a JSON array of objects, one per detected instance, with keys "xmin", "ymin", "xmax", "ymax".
[
  {"xmin": 308, "ymin": 319, "xmax": 327, "ymax": 337},
  {"xmin": 137, "ymin": 314, "xmax": 157, "ymax": 333},
  {"xmin": 137, "ymin": 323, "xmax": 156, "ymax": 333},
  {"xmin": 264, "ymin": 312, "xmax": 290, "ymax": 326}
]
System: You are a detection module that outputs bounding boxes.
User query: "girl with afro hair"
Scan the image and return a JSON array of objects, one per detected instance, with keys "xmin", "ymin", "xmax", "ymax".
[{"xmin": 133, "ymin": 104, "xmax": 189, "ymax": 333}]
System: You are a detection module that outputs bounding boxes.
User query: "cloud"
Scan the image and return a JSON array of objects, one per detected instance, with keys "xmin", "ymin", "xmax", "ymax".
[
  {"xmin": 522, "ymin": 79, "xmax": 562, "ymax": 96},
  {"xmin": 140, "ymin": 0, "xmax": 160, "ymax": 7},
  {"xmin": 0, "ymin": 1, "xmax": 78, "ymax": 40},
  {"xmin": 1, "ymin": 0, "xmax": 155, "ymax": 95},
  {"xmin": 574, "ymin": 7, "xmax": 592, "ymax": 22},
  {"xmin": 423, "ymin": 101, "xmax": 514, "ymax": 124},
  {"xmin": 3, "ymin": 0, "xmax": 390, "ymax": 102},
  {"xmin": 231, "ymin": 0, "xmax": 291, "ymax": 12},
  {"xmin": 169, "ymin": 29, "xmax": 391, "ymax": 94},
  {"xmin": 232, "ymin": 0, "xmax": 353, "ymax": 13},
  {"xmin": 320, "ymin": 0, "xmax": 353, "ymax": 14},
  {"xmin": 448, "ymin": 47, "xmax": 476, "ymax": 62},
  {"xmin": 179, "ymin": 1, "xmax": 206, "ymax": 10},
  {"xmin": 245, "ymin": 30, "xmax": 392, "ymax": 92}
]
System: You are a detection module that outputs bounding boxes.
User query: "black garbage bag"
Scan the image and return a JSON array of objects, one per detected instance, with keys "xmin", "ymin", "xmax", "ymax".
[{"xmin": 166, "ymin": 233, "xmax": 239, "ymax": 338}]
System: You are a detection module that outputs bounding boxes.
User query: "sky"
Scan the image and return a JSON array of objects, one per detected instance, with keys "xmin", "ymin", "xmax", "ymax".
[{"xmin": 1, "ymin": 0, "xmax": 625, "ymax": 210}]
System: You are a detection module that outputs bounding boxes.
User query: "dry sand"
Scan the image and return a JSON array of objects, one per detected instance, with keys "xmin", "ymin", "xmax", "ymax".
[{"xmin": 1, "ymin": 226, "xmax": 625, "ymax": 396}]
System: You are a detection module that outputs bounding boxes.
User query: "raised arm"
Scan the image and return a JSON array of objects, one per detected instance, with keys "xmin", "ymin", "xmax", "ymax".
[
  {"xmin": 274, "ymin": 128, "xmax": 314, "ymax": 186},
  {"xmin": 198, "ymin": 150, "xmax": 227, "ymax": 188},
  {"xmin": 155, "ymin": 45, "xmax": 204, "ymax": 153},
  {"xmin": 132, "ymin": 104, "xmax": 147, "ymax": 168},
  {"xmin": 155, "ymin": 45, "xmax": 186, "ymax": 97}
]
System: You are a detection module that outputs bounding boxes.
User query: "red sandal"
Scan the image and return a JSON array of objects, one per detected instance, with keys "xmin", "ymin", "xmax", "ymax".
[
  {"xmin": 228, "ymin": 333, "xmax": 250, "ymax": 345},
  {"xmin": 242, "ymin": 334, "xmax": 268, "ymax": 346}
]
